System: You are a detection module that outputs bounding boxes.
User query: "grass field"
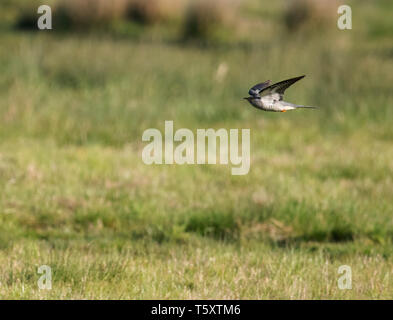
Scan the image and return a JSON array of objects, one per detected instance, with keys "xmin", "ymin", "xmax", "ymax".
[{"xmin": 0, "ymin": 0, "xmax": 393, "ymax": 299}]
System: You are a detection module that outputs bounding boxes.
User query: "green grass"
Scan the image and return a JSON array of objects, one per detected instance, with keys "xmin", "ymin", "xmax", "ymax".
[{"xmin": 0, "ymin": 1, "xmax": 393, "ymax": 299}]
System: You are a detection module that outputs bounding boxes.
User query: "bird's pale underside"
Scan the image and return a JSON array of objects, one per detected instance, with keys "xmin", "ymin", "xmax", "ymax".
[{"xmin": 244, "ymin": 75, "xmax": 317, "ymax": 112}]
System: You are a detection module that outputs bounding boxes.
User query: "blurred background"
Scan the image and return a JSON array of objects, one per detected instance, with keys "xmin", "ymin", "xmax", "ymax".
[{"xmin": 0, "ymin": 0, "xmax": 392, "ymax": 299}]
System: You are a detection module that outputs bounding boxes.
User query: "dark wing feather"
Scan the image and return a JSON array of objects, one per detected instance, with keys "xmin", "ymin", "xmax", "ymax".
[
  {"xmin": 248, "ymin": 80, "xmax": 271, "ymax": 96},
  {"xmin": 260, "ymin": 75, "xmax": 305, "ymax": 100}
]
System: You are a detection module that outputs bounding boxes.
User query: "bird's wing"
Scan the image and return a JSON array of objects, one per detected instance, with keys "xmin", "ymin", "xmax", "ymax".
[
  {"xmin": 248, "ymin": 80, "xmax": 271, "ymax": 96},
  {"xmin": 259, "ymin": 75, "xmax": 305, "ymax": 100}
]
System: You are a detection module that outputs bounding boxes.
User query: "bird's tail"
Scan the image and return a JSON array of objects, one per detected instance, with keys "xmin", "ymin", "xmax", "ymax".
[
  {"xmin": 294, "ymin": 104, "xmax": 317, "ymax": 109},
  {"xmin": 283, "ymin": 102, "xmax": 317, "ymax": 110}
]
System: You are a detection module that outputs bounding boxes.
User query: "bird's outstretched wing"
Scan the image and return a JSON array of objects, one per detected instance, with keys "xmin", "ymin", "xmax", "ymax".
[
  {"xmin": 260, "ymin": 75, "xmax": 305, "ymax": 100},
  {"xmin": 248, "ymin": 80, "xmax": 271, "ymax": 96}
]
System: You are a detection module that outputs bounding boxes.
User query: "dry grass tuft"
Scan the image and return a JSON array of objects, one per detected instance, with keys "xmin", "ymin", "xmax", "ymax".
[
  {"xmin": 55, "ymin": 0, "xmax": 129, "ymax": 29},
  {"xmin": 284, "ymin": 0, "xmax": 339, "ymax": 32},
  {"xmin": 14, "ymin": 0, "xmax": 59, "ymax": 30},
  {"xmin": 126, "ymin": 0, "xmax": 185, "ymax": 25},
  {"xmin": 182, "ymin": 0, "xmax": 237, "ymax": 40},
  {"xmin": 15, "ymin": 0, "xmax": 185, "ymax": 30}
]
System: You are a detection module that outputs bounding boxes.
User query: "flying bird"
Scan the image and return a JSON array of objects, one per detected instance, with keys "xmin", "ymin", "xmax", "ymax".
[{"xmin": 244, "ymin": 75, "xmax": 316, "ymax": 112}]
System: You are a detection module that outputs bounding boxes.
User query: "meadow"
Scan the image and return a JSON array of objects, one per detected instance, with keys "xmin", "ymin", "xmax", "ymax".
[{"xmin": 0, "ymin": 0, "xmax": 392, "ymax": 299}]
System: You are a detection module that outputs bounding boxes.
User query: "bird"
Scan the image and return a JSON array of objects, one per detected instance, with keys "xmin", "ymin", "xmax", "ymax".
[{"xmin": 243, "ymin": 75, "xmax": 316, "ymax": 112}]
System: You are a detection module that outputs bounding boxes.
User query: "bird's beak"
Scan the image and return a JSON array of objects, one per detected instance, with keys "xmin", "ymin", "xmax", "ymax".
[{"xmin": 243, "ymin": 97, "xmax": 248, "ymax": 100}]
